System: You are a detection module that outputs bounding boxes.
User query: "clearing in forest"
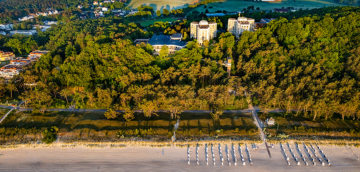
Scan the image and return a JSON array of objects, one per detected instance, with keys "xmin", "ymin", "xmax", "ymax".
[
  {"xmin": 127, "ymin": 0, "xmax": 198, "ymax": 11},
  {"xmin": 189, "ymin": 0, "xmax": 345, "ymax": 13},
  {"xmin": 138, "ymin": 17, "xmax": 184, "ymax": 26}
]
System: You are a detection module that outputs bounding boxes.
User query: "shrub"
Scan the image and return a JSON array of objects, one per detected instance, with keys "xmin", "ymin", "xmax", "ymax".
[
  {"xmin": 277, "ymin": 133, "xmax": 289, "ymax": 139},
  {"xmin": 104, "ymin": 108, "xmax": 119, "ymax": 119},
  {"xmin": 140, "ymin": 129, "xmax": 148, "ymax": 136},
  {"xmin": 199, "ymin": 130, "xmax": 203, "ymax": 135},
  {"xmin": 0, "ymin": 127, "xmax": 5, "ymax": 133},
  {"xmin": 168, "ymin": 131, "xmax": 173, "ymax": 138},
  {"xmin": 298, "ymin": 126, "xmax": 306, "ymax": 131},
  {"xmin": 116, "ymin": 130, "xmax": 124, "ymax": 137},
  {"xmin": 134, "ymin": 129, "xmax": 139, "ymax": 135},
  {"xmin": 41, "ymin": 126, "xmax": 59, "ymax": 144}
]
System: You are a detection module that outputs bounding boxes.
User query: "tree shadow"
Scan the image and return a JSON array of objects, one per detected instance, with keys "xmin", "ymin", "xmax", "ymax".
[
  {"xmin": 241, "ymin": 117, "xmax": 248, "ymax": 128},
  {"xmin": 207, "ymin": 123, "xmax": 211, "ymax": 134},
  {"xmin": 231, "ymin": 117, "xmax": 235, "ymax": 127},
  {"xmin": 198, "ymin": 119, "xmax": 202, "ymax": 131},
  {"xmin": 146, "ymin": 3, "xmax": 158, "ymax": 11},
  {"xmin": 187, "ymin": 120, "xmax": 190, "ymax": 131}
]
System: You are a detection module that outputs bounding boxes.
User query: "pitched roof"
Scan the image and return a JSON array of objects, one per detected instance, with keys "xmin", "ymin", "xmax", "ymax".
[
  {"xmin": 170, "ymin": 33, "xmax": 182, "ymax": 39},
  {"xmin": 148, "ymin": 34, "xmax": 187, "ymax": 46}
]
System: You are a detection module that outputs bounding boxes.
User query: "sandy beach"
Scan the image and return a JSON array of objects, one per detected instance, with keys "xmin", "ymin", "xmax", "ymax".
[{"xmin": 0, "ymin": 142, "xmax": 359, "ymax": 172}]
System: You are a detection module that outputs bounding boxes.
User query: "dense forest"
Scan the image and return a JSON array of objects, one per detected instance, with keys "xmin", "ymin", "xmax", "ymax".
[
  {"xmin": 233, "ymin": 6, "xmax": 360, "ymax": 121},
  {"xmin": 0, "ymin": 6, "xmax": 360, "ymax": 122},
  {"xmin": 151, "ymin": 6, "xmax": 360, "ymax": 36}
]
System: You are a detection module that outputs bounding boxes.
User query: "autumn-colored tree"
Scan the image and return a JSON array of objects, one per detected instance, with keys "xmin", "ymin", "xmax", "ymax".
[
  {"xmin": 60, "ymin": 89, "xmax": 71, "ymax": 104},
  {"xmin": 210, "ymin": 109, "xmax": 223, "ymax": 121},
  {"xmin": 166, "ymin": 97, "xmax": 183, "ymax": 119},
  {"xmin": 159, "ymin": 45, "xmax": 169, "ymax": 58},
  {"xmin": 139, "ymin": 100, "xmax": 158, "ymax": 118},
  {"xmin": 104, "ymin": 108, "xmax": 119, "ymax": 119},
  {"xmin": 122, "ymin": 106, "xmax": 135, "ymax": 121}
]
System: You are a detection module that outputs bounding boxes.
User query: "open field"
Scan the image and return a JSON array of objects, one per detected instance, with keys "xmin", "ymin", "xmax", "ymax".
[
  {"xmin": 0, "ymin": 142, "xmax": 359, "ymax": 171},
  {"xmin": 138, "ymin": 17, "xmax": 183, "ymax": 26},
  {"xmin": 127, "ymin": 0, "xmax": 199, "ymax": 11},
  {"xmin": 127, "ymin": 0, "xmax": 349, "ymax": 12},
  {"xmin": 190, "ymin": 0, "xmax": 348, "ymax": 13},
  {"xmin": 258, "ymin": 112, "xmax": 360, "ymax": 139},
  {"xmin": 0, "ymin": 111, "xmax": 258, "ymax": 143}
]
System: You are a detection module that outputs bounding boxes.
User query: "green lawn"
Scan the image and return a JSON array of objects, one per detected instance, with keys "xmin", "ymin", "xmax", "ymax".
[
  {"xmin": 138, "ymin": 17, "xmax": 184, "ymax": 26},
  {"xmin": 127, "ymin": 0, "xmax": 198, "ymax": 11},
  {"xmin": 127, "ymin": 0, "xmax": 349, "ymax": 12},
  {"xmin": 190, "ymin": 0, "xmax": 347, "ymax": 13}
]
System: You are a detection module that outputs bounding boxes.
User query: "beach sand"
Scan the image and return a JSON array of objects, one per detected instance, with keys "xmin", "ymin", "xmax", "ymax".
[{"xmin": 0, "ymin": 142, "xmax": 359, "ymax": 171}]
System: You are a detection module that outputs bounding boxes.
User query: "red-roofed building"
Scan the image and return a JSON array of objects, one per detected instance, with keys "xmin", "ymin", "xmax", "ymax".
[
  {"xmin": 0, "ymin": 51, "xmax": 15, "ymax": 61},
  {"xmin": 27, "ymin": 50, "xmax": 49, "ymax": 61},
  {"xmin": 0, "ymin": 65, "xmax": 23, "ymax": 79}
]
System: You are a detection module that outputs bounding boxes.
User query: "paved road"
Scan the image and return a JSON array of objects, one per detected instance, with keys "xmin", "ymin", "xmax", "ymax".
[{"xmin": 0, "ymin": 104, "xmax": 287, "ymax": 114}]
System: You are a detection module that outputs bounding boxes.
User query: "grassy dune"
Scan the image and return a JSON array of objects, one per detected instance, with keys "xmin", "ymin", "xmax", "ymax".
[
  {"xmin": 259, "ymin": 112, "xmax": 360, "ymax": 139},
  {"xmin": 0, "ymin": 111, "xmax": 258, "ymax": 143}
]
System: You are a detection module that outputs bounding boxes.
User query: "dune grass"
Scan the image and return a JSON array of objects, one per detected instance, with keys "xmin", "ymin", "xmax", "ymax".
[
  {"xmin": 0, "ymin": 110, "xmax": 258, "ymax": 143},
  {"xmin": 259, "ymin": 112, "xmax": 360, "ymax": 139}
]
